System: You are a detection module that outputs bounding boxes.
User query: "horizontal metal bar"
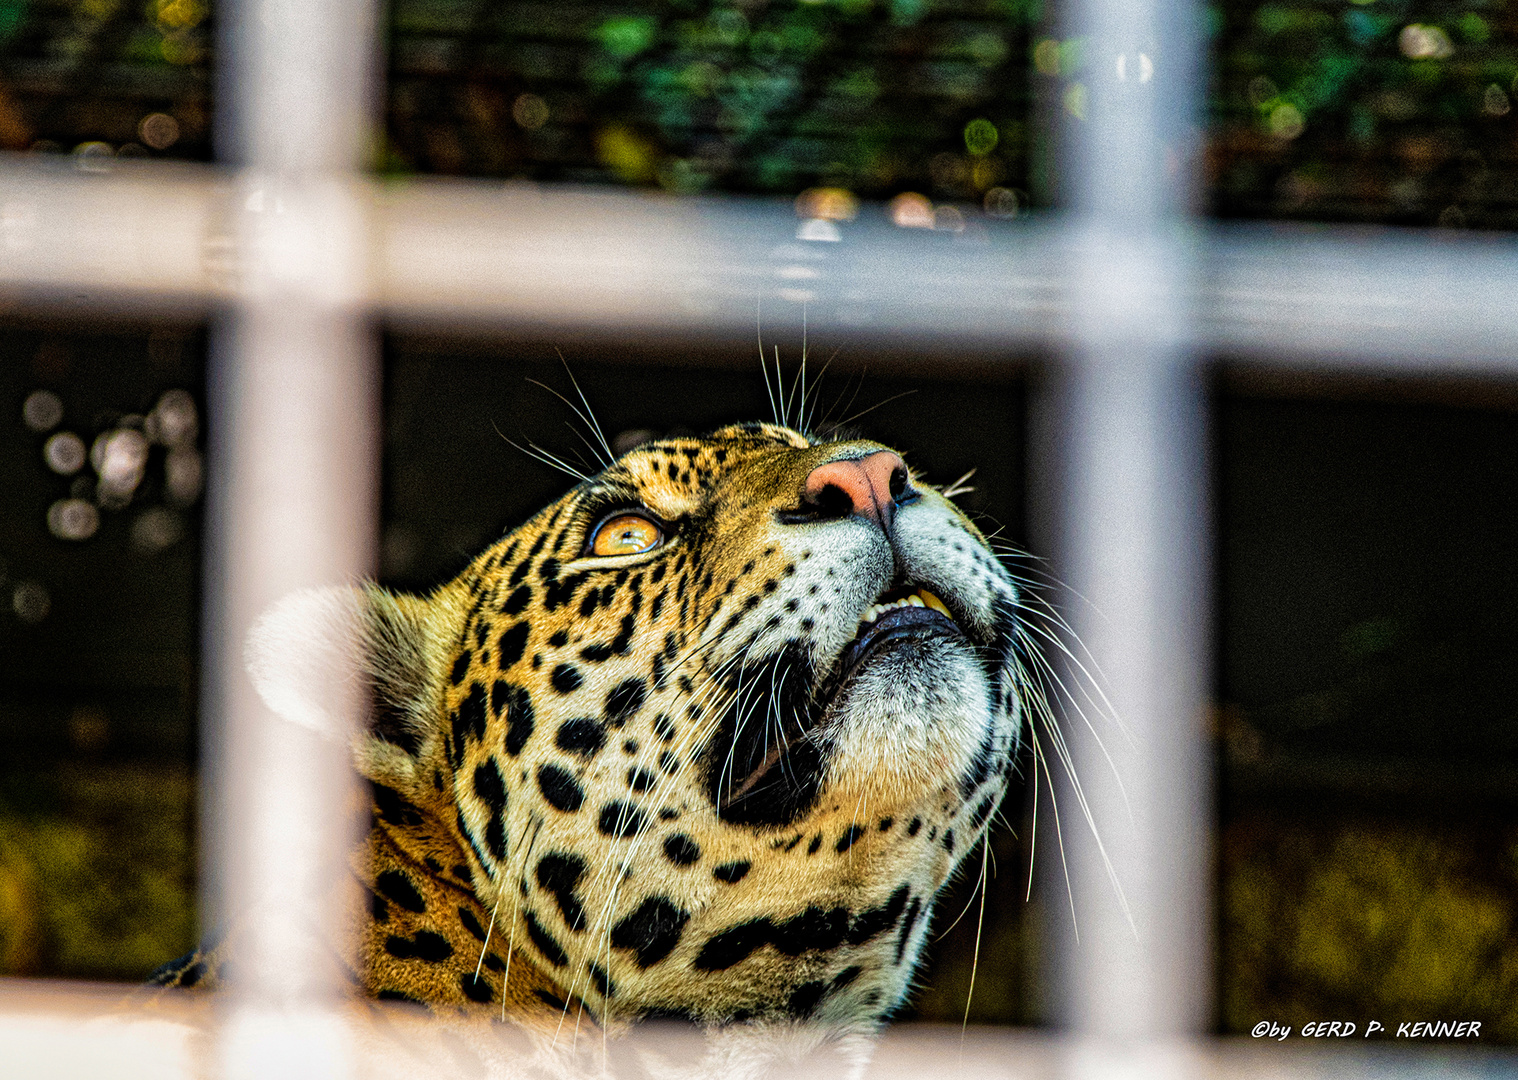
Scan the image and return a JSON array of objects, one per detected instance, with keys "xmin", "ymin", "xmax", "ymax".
[
  {"xmin": 1207, "ymin": 224, "xmax": 1518, "ymax": 373},
  {"xmin": 372, "ymin": 180, "xmax": 1067, "ymax": 343},
  {"xmin": 1, "ymin": 985, "xmax": 1511, "ymax": 1080},
  {"xmin": 0, "ymin": 160, "xmax": 220, "ymax": 314},
  {"xmin": 5, "ymin": 160, "xmax": 1518, "ymax": 373}
]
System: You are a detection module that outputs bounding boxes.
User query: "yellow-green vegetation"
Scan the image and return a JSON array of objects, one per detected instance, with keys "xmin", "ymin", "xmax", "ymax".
[
  {"xmin": 0, "ymin": 763, "xmax": 196, "ymax": 981},
  {"xmin": 1223, "ymin": 815, "xmax": 1518, "ymax": 1040}
]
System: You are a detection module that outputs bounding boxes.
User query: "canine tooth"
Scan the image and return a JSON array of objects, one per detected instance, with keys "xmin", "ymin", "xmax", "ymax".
[{"xmin": 920, "ymin": 590, "xmax": 953, "ymax": 619}]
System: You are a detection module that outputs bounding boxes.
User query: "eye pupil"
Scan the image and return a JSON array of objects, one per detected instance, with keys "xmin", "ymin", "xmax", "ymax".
[{"xmin": 590, "ymin": 512, "xmax": 664, "ymax": 556}]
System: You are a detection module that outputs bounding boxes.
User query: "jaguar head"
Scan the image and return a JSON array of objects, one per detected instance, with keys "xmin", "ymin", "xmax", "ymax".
[{"xmin": 252, "ymin": 421, "xmax": 1024, "ymax": 1029}]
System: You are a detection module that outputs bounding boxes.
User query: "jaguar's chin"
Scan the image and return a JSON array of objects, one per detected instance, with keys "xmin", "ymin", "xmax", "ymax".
[{"xmin": 823, "ymin": 633, "xmax": 995, "ymax": 799}]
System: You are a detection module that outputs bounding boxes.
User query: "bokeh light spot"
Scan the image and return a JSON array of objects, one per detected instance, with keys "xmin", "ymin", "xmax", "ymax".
[
  {"xmin": 933, "ymin": 206, "xmax": 965, "ymax": 233},
  {"xmin": 983, "ymin": 187, "xmax": 1025, "ymax": 218},
  {"xmin": 138, "ymin": 113, "xmax": 180, "ymax": 150},
  {"xmin": 164, "ymin": 448, "xmax": 203, "ymax": 506},
  {"xmin": 1269, "ymin": 102, "xmax": 1305, "ymax": 139},
  {"xmin": 146, "ymin": 389, "xmax": 198, "ymax": 447},
  {"xmin": 1399, "ymin": 24, "xmax": 1454, "ymax": 60},
  {"xmin": 512, "ymin": 94, "xmax": 549, "ymax": 130},
  {"xmin": 93, "ymin": 428, "xmax": 150, "ymax": 504},
  {"xmin": 1033, "ymin": 38, "xmax": 1061, "ymax": 77},
  {"xmin": 595, "ymin": 125, "xmax": 658, "ymax": 184},
  {"xmin": 1063, "ymin": 83, "xmax": 1088, "ymax": 121},
  {"xmin": 12, "ymin": 581, "xmax": 49, "ymax": 624},
  {"xmin": 22, "ymin": 390, "xmax": 63, "ymax": 432},
  {"xmin": 794, "ymin": 218, "xmax": 839, "ymax": 242},
  {"xmin": 155, "ymin": 0, "xmax": 205, "ymax": 30},
  {"xmin": 131, "ymin": 507, "xmax": 183, "ymax": 553},
  {"xmin": 599, "ymin": 16, "xmax": 656, "ymax": 60},
  {"xmin": 963, "ymin": 118, "xmax": 998, "ymax": 157},
  {"xmin": 890, "ymin": 192, "xmax": 935, "ymax": 229},
  {"xmin": 44, "ymin": 431, "xmax": 86, "ymax": 475},
  {"xmin": 929, "ymin": 152, "xmax": 968, "ymax": 192},
  {"xmin": 48, "ymin": 499, "xmax": 100, "ymax": 541},
  {"xmin": 795, "ymin": 187, "xmax": 858, "ymax": 222},
  {"xmin": 72, "ymin": 142, "xmax": 113, "ymax": 172}
]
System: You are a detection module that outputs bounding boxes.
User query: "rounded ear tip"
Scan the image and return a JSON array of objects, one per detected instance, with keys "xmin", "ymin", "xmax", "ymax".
[{"xmin": 245, "ymin": 585, "xmax": 369, "ymax": 739}]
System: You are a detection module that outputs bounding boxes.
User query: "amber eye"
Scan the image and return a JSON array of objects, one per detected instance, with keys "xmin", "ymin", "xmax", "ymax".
[{"xmin": 589, "ymin": 513, "xmax": 664, "ymax": 557}]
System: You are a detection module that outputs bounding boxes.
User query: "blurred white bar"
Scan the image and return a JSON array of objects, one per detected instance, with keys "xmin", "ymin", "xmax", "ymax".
[
  {"xmin": 1205, "ymin": 224, "xmax": 1518, "ymax": 371},
  {"xmin": 0, "ymin": 161, "xmax": 222, "ymax": 312},
  {"xmin": 1033, "ymin": 344, "xmax": 1212, "ymax": 1048},
  {"xmin": 219, "ymin": 0, "xmax": 378, "ymax": 173},
  {"xmin": 7, "ymin": 163, "xmax": 1518, "ymax": 370},
  {"xmin": 1040, "ymin": 0, "xmax": 1210, "ymax": 1071},
  {"xmin": 2, "ymin": 985, "xmax": 1511, "ymax": 1080},
  {"xmin": 203, "ymin": 303, "xmax": 378, "ymax": 1066},
  {"xmin": 199, "ymin": 0, "xmax": 380, "ymax": 1075},
  {"xmin": 370, "ymin": 181, "xmax": 1067, "ymax": 340}
]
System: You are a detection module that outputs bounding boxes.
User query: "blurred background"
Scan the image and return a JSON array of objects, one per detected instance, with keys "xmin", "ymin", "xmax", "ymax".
[{"xmin": 2, "ymin": 0, "xmax": 1517, "ymax": 1041}]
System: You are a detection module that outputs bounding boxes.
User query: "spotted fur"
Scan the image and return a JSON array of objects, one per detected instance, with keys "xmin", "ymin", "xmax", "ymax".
[{"xmin": 154, "ymin": 422, "xmax": 1024, "ymax": 1034}]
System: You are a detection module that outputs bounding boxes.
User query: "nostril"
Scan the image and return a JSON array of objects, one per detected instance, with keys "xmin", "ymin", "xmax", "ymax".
[
  {"xmin": 787, "ymin": 450, "xmax": 907, "ymax": 527},
  {"xmin": 808, "ymin": 482, "xmax": 855, "ymax": 521},
  {"xmin": 775, "ymin": 480, "xmax": 854, "ymax": 525}
]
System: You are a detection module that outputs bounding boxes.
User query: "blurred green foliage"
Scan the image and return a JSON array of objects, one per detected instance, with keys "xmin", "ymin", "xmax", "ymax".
[
  {"xmin": 4, "ymin": 0, "xmax": 1518, "ymax": 1041},
  {"xmin": 6, "ymin": 0, "xmax": 1518, "ymax": 225},
  {"xmin": 0, "ymin": 762, "xmax": 196, "ymax": 980},
  {"xmin": 386, "ymin": 0, "xmax": 1037, "ymax": 202},
  {"xmin": 1210, "ymin": 0, "xmax": 1518, "ymax": 225},
  {"xmin": 1223, "ymin": 816, "xmax": 1518, "ymax": 1038},
  {"xmin": 0, "ymin": 0, "xmax": 210, "ymax": 154}
]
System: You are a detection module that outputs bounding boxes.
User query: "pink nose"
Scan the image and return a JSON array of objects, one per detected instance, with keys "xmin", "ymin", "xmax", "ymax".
[{"xmin": 804, "ymin": 450, "xmax": 906, "ymax": 527}]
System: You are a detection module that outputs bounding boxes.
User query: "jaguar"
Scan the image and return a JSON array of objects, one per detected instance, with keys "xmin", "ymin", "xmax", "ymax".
[{"xmin": 151, "ymin": 419, "xmax": 1025, "ymax": 1044}]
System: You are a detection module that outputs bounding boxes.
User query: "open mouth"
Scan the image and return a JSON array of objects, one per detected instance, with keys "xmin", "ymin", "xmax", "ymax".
[
  {"xmin": 712, "ymin": 582, "xmax": 965, "ymax": 825},
  {"xmin": 838, "ymin": 584, "xmax": 962, "ymax": 682}
]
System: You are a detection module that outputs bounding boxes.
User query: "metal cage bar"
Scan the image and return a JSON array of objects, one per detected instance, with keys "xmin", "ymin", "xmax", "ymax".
[
  {"xmin": 198, "ymin": 0, "xmax": 381, "ymax": 1075},
  {"xmin": 1039, "ymin": 0, "xmax": 1213, "ymax": 1066},
  {"xmin": 8, "ymin": 168, "xmax": 1518, "ymax": 369}
]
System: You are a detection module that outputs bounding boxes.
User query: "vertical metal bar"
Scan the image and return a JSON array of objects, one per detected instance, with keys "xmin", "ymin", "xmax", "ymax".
[
  {"xmin": 202, "ymin": 0, "xmax": 380, "ymax": 1074},
  {"xmin": 1034, "ymin": 0, "xmax": 1211, "ymax": 1065}
]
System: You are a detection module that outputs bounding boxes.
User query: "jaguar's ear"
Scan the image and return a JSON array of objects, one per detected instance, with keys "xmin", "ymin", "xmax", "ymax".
[{"xmin": 245, "ymin": 584, "xmax": 447, "ymax": 790}]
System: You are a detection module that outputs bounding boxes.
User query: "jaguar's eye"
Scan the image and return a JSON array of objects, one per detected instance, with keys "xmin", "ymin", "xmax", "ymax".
[{"xmin": 589, "ymin": 512, "xmax": 664, "ymax": 557}]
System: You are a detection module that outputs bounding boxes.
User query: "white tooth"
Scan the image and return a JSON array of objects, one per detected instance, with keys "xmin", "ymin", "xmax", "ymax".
[{"xmin": 907, "ymin": 595, "xmax": 924, "ymax": 607}]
